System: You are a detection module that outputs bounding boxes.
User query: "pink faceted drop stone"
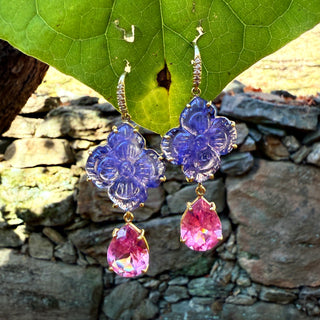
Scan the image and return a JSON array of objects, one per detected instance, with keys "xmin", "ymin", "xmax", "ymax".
[
  {"xmin": 181, "ymin": 197, "xmax": 223, "ymax": 251},
  {"xmin": 107, "ymin": 223, "xmax": 149, "ymax": 277}
]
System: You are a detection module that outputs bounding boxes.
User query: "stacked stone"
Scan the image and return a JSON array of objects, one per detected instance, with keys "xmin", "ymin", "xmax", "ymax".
[{"xmin": 0, "ymin": 87, "xmax": 320, "ymax": 319}]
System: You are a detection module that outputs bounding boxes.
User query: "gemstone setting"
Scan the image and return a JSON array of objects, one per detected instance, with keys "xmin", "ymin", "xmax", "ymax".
[
  {"xmin": 180, "ymin": 196, "xmax": 222, "ymax": 251},
  {"xmin": 161, "ymin": 97, "xmax": 237, "ymax": 183},
  {"xmin": 107, "ymin": 223, "xmax": 149, "ymax": 277},
  {"xmin": 86, "ymin": 122, "xmax": 165, "ymax": 211}
]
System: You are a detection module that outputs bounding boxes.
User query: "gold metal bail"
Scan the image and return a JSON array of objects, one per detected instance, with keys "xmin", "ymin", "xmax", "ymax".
[
  {"xmin": 117, "ymin": 61, "xmax": 131, "ymax": 121},
  {"xmin": 195, "ymin": 183, "xmax": 206, "ymax": 197},
  {"xmin": 191, "ymin": 26, "xmax": 204, "ymax": 96},
  {"xmin": 123, "ymin": 211, "xmax": 134, "ymax": 223}
]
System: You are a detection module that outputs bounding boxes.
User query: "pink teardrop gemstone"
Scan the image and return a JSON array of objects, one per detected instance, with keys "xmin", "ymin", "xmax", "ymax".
[
  {"xmin": 180, "ymin": 197, "xmax": 223, "ymax": 251},
  {"xmin": 107, "ymin": 223, "xmax": 149, "ymax": 277}
]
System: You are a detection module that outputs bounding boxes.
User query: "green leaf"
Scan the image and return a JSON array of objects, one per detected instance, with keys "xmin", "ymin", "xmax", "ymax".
[{"xmin": 0, "ymin": 1, "xmax": 319, "ymax": 134}]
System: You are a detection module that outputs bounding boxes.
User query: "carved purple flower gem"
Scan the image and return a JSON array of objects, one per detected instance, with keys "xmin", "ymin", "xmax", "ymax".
[
  {"xmin": 86, "ymin": 123, "xmax": 165, "ymax": 211},
  {"xmin": 161, "ymin": 97, "xmax": 237, "ymax": 183}
]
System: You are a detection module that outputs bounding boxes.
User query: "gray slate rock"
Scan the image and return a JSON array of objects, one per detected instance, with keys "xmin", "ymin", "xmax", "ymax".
[
  {"xmin": 189, "ymin": 297, "xmax": 216, "ymax": 313},
  {"xmin": 164, "ymin": 163, "xmax": 186, "ymax": 182},
  {"xmin": 141, "ymin": 279, "xmax": 160, "ymax": 289},
  {"xmin": 168, "ymin": 276, "xmax": 189, "ymax": 286},
  {"xmin": 290, "ymin": 145, "xmax": 311, "ymax": 164},
  {"xmin": 4, "ymin": 138, "xmax": 75, "ymax": 168},
  {"xmin": 236, "ymin": 271, "xmax": 251, "ymax": 287},
  {"xmin": 2, "ymin": 116, "xmax": 43, "ymax": 138},
  {"xmin": 188, "ymin": 277, "xmax": 233, "ymax": 298},
  {"xmin": 71, "ymin": 139, "xmax": 94, "ymax": 150},
  {"xmin": 262, "ymin": 135, "xmax": 290, "ymax": 160},
  {"xmin": 302, "ymin": 125, "xmax": 320, "ymax": 145},
  {"xmin": 282, "ymin": 135, "xmax": 301, "ymax": 153},
  {"xmin": 221, "ymin": 301, "xmax": 308, "ymax": 320},
  {"xmin": 259, "ymin": 286, "xmax": 298, "ymax": 304},
  {"xmin": 307, "ymin": 142, "xmax": 320, "ymax": 167},
  {"xmin": 102, "ymin": 281, "xmax": 148, "ymax": 319},
  {"xmin": 35, "ymin": 104, "xmax": 119, "ymax": 141},
  {"xmin": 166, "ymin": 179, "xmax": 225, "ymax": 214},
  {"xmin": 239, "ymin": 136, "xmax": 256, "ymax": 152},
  {"xmin": 223, "ymin": 80, "xmax": 246, "ymax": 94},
  {"xmin": 236, "ymin": 123, "xmax": 249, "ymax": 145},
  {"xmin": 248, "ymin": 128, "xmax": 262, "ymax": 142},
  {"xmin": 0, "ymin": 226, "xmax": 26, "ymax": 247},
  {"xmin": 149, "ymin": 291, "xmax": 161, "ymax": 304},
  {"xmin": 188, "ymin": 277, "xmax": 217, "ymax": 296},
  {"xmin": 171, "ymin": 298, "xmax": 215, "ymax": 316},
  {"xmin": 133, "ymin": 299, "xmax": 158, "ymax": 320},
  {"xmin": 0, "ymin": 139, "xmax": 12, "ymax": 154},
  {"xmin": 70, "ymin": 96, "xmax": 99, "ymax": 106},
  {"xmin": 163, "ymin": 181, "xmax": 181, "ymax": 194},
  {"xmin": 160, "ymin": 312, "xmax": 215, "ymax": 320},
  {"xmin": 0, "ymin": 248, "xmax": 102, "ymax": 320},
  {"xmin": 257, "ymin": 124, "xmax": 286, "ymax": 137},
  {"xmin": 221, "ymin": 152, "xmax": 254, "ymax": 176},
  {"xmin": 225, "ymin": 294, "xmax": 256, "ymax": 305},
  {"xmin": 77, "ymin": 175, "xmax": 165, "ymax": 222},
  {"xmin": 0, "ymin": 166, "xmax": 77, "ymax": 226},
  {"xmin": 54, "ymin": 240, "xmax": 77, "ymax": 264},
  {"xmin": 42, "ymin": 227, "xmax": 65, "ymax": 245},
  {"xmin": 164, "ymin": 285, "xmax": 189, "ymax": 303},
  {"xmin": 299, "ymin": 286, "xmax": 320, "ymax": 299},
  {"xmin": 29, "ymin": 233, "xmax": 54, "ymax": 260},
  {"xmin": 220, "ymin": 93, "xmax": 320, "ymax": 131},
  {"xmin": 21, "ymin": 95, "xmax": 61, "ymax": 114},
  {"xmin": 227, "ymin": 160, "xmax": 320, "ymax": 288}
]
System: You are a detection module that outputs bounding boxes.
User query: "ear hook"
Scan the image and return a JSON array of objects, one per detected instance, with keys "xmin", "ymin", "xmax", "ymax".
[
  {"xmin": 191, "ymin": 26, "xmax": 204, "ymax": 96},
  {"xmin": 117, "ymin": 60, "xmax": 131, "ymax": 121}
]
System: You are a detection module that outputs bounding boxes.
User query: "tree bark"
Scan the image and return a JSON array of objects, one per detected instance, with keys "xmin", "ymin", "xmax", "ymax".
[{"xmin": 0, "ymin": 40, "xmax": 49, "ymax": 134}]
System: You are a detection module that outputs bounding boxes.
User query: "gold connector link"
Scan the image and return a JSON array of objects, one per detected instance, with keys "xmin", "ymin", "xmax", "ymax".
[
  {"xmin": 195, "ymin": 183, "xmax": 206, "ymax": 196},
  {"xmin": 112, "ymin": 125, "xmax": 118, "ymax": 133},
  {"xmin": 160, "ymin": 176, "xmax": 166, "ymax": 182},
  {"xmin": 232, "ymin": 144, "xmax": 238, "ymax": 149},
  {"xmin": 123, "ymin": 211, "xmax": 134, "ymax": 223}
]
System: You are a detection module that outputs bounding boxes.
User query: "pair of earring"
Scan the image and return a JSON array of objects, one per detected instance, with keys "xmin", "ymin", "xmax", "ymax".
[{"xmin": 86, "ymin": 27, "xmax": 237, "ymax": 278}]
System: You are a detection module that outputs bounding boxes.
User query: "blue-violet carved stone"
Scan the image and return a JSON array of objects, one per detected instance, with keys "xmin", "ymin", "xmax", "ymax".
[
  {"xmin": 161, "ymin": 97, "xmax": 237, "ymax": 183},
  {"xmin": 86, "ymin": 123, "xmax": 165, "ymax": 211}
]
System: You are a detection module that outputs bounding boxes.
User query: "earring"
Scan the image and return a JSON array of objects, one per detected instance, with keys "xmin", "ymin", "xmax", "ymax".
[
  {"xmin": 86, "ymin": 62, "xmax": 165, "ymax": 277},
  {"xmin": 161, "ymin": 27, "xmax": 237, "ymax": 252}
]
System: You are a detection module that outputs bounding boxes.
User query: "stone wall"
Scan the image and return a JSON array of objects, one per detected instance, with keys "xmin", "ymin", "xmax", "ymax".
[{"xmin": 0, "ymin": 88, "xmax": 320, "ymax": 320}]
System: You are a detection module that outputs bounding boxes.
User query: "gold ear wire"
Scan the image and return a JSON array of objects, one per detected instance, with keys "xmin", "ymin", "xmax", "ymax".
[
  {"xmin": 191, "ymin": 26, "xmax": 204, "ymax": 96},
  {"xmin": 117, "ymin": 60, "xmax": 131, "ymax": 121}
]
